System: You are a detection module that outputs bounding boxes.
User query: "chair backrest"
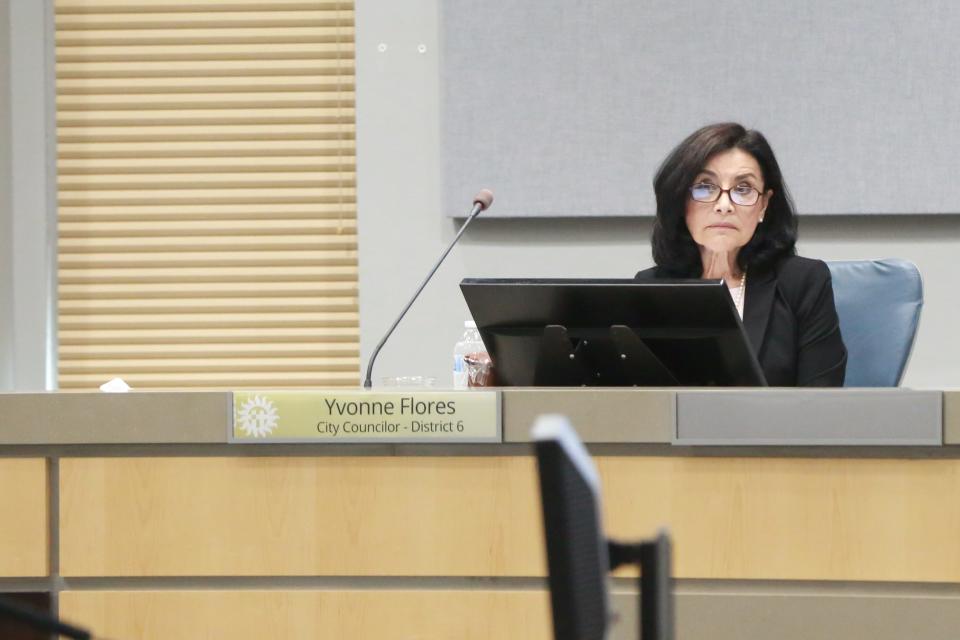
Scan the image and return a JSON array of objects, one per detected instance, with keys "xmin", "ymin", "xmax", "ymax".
[{"xmin": 826, "ymin": 259, "xmax": 923, "ymax": 387}]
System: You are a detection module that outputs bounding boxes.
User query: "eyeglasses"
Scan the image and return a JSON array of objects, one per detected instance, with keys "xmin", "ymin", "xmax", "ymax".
[{"xmin": 689, "ymin": 182, "xmax": 762, "ymax": 206}]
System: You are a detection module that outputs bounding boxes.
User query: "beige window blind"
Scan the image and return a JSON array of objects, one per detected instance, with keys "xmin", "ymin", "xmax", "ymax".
[{"xmin": 54, "ymin": 0, "xmax": 358, "ymax": 390}]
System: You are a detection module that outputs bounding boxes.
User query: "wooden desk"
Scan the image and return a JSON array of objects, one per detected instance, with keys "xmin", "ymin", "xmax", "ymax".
[{"xmin": 3, "ymin": 389, "xmax": 960, "ymax": 640}]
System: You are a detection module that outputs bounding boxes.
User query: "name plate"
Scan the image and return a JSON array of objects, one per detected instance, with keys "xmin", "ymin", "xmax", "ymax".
[{"xmin": 230, "ymin": 390, "xmax": 501, "ymax": 443}]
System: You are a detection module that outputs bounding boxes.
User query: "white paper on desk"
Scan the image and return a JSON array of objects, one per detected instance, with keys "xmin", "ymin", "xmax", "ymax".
[{"xmin": 99, "ymin": 377, "xmax": 132, "ymax": 393}]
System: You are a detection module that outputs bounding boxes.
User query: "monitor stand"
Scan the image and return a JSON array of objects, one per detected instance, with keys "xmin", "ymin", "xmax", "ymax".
[
  {"xmin": 533, "ymin": 324, "xmax": 680, "ymax": 386},
  {"xmin": 608, "ymin": 532, "xmax": 674, "ymax": 640}
]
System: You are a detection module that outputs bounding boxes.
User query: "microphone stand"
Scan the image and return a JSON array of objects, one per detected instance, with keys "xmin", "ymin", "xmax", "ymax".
[{"xmin": 363, "ymin": 191, "xmax": 492, "ymax": 389}]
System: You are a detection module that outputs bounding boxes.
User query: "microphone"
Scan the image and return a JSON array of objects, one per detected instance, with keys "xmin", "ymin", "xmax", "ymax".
[{"xmin": 363, "ymin": 189, "xmax": 494, "ymax": 389}]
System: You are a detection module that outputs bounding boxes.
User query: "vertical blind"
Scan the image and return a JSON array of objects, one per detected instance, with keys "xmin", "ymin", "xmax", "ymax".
[{"xmin": 54, "ymin": 0, "xmax": 359, "ymax": 389}]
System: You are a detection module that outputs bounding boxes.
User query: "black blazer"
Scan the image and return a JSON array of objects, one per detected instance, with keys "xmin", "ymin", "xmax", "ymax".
[{"xmin": 635, "ymin": 255, "xmax": 847, "ymax": 387}]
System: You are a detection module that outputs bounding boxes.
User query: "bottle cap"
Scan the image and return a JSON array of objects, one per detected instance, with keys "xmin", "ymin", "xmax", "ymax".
[{"xmin": 465, "ymin": 320, "xmax": 477, "ymax": 329}]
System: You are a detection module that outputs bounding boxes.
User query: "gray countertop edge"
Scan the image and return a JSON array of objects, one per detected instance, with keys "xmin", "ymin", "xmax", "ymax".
[{"xmin": 0, "ymin": 389, "xmax": 957, "ymax": 448}]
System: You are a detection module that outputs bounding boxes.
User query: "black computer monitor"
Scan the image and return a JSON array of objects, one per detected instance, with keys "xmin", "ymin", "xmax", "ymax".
[
  {"xmin": 460, "ymin": 278, "xmax": 766, "ymax": 387},
  {"xmin": 532, "ymin": 415, "xmax": 612, "ymax": 640},
  {"xmin": 533, "ymin": 415, "xmax": 675, "ymax": 640}
]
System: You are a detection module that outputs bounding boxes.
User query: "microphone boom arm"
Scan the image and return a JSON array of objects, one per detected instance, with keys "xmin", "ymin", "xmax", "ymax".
[{"xmin": 362, "ymin": 197, "xmax": 488, "ymax": 389}]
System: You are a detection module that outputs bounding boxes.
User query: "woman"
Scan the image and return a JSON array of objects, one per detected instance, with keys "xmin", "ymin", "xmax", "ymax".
[{"xmin": 636, "ymin": 123, "xmax": 846, "ymax": 386}]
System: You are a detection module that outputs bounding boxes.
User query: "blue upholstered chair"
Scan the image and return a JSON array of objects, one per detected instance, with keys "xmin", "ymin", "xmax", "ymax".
[{"xmin": 826, "ymin": 259, "xmax": 923, "ymax": 387}]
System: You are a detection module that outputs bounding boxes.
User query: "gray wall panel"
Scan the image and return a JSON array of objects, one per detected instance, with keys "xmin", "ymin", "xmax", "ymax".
[
  {"xmin": 442, "ymin": 1, "xmax": 960, "ymax": 217},
  {"xmin": 676, "ymin": 389, "xmax": 943, "ymax": 445}
]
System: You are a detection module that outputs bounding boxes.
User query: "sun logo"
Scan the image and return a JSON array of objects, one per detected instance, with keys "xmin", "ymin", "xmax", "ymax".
[{"xmin": 236, "ymin": 395, "xmax": 280, "ymax": 438}]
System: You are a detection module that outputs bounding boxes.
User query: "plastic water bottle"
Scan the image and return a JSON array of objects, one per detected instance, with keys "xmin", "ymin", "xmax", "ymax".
[{"xmin": 453, "ymin": 320, "xmax": 483, "ymax": 389}]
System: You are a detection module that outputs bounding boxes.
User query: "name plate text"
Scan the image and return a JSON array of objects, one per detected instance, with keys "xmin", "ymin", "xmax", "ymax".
[{"xmin": 230, "ymin": 390, "xmax": 500, "ymax": 443}]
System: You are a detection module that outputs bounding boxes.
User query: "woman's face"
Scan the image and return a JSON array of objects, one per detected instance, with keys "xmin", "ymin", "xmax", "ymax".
[{"xmin": 684, "ymin": 148, "xmax": 772, "ymax": 257}]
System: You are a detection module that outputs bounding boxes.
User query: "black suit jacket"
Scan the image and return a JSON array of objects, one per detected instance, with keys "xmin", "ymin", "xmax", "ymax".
[{"xmin": 635, "ymin": 255, "xmax": 847, "ymax": 386}]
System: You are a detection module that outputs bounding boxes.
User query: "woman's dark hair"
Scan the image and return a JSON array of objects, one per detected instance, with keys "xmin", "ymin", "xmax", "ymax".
[{"xmin": 651, "ymin": 122, "xmax": 797, "ymax": 276}]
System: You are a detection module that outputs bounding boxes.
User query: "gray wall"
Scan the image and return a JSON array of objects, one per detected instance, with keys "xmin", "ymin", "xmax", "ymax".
[
  {"xmin": 356, "ymin": 0, "xmax": 960, "ymax": 390},
  {"xmin": 440, "ymin": 0, "xmax": 960, "ymax": 218}
]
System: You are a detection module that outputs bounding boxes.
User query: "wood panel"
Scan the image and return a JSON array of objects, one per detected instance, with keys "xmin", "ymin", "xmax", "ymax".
[
  {"xmin": 59, "ymin": 590, "xmax": 551, "ymax": 640},
  {"xmin": 599, "ymin": 456, "xmax": 960, "ymax": 582},
  {"xmin": 0, "ymin": 459, "xmax": 49, "ymax": 577},
  {"xmin": 60, "ymin": 455, "xmax": 960, "ymax": 581},
  {"xmin": 59, "ymin": 456, "xmax": 545, "ymax": 576}
]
